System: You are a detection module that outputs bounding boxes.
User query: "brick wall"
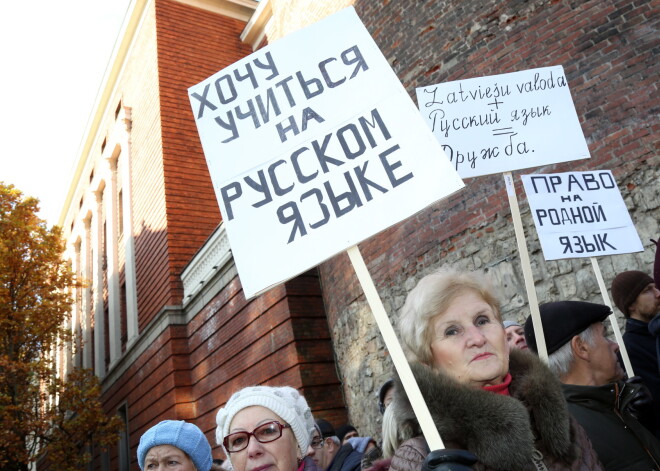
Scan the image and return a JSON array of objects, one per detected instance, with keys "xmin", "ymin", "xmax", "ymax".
[
  {"xmin": 155, "ymin": 0, "xmax": 255, "ymax": 304},
  {"xmin": 265, "ymin": 0, "xmax": 355, "ymax": 40},
  {"xmin": 316, "ymin": 0, "xmax": 659, "ymax": 438},
  {"xmin": 124, "ymin": 1, "xmax": 171, "ymax": 330}
]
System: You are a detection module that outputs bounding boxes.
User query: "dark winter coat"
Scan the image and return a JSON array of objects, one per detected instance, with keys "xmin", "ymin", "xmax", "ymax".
[
  {"xmin": 624, "ymin": 317, "xmax": 660, "ymax": 438},
  {"xmin": 563, "ymin": 381, "xmax": 660, "ymax": 470},
  {"xmin": 389, "ymin": 349, "xmax": 603, "ymax": 471},
  {"xmin": 329, "ymin": 443, "xmax": 363, "ymax": 471}
]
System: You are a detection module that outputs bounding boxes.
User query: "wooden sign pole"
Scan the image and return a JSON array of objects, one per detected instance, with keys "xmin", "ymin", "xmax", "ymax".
[
  {"xmin": 590, "ymin": 257, "xmax": 635, "ymax": 377},
  {"xmin": 503, "ymin": 172, "xmax": 548, "ymax": 363}
]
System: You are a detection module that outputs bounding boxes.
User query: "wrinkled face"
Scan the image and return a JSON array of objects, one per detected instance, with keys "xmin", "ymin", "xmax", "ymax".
[
  {"xmin": 306, "ymin": 429, "xmax": 337, "ymax": 471},
  {"xmin": 430, "ymin": 290, "xmax": 509, "ymax": 388},
  {"xmin": 144, "ymin": 444, "xmax": 196, "ymax": 471},
  {"xmin": 588, "ymin": 322, "xmax": 625, "ymax": 385},
  {"xmin": 629, "ymin": 283, "xmax": 660, "ymax": 322},
  {"xmin": 505, "ymin": 325, "xmax": 529, "ymax": 351},
  {"xmin": 228, "ymin": 406, "xmax": 298, "ymax": 471}
]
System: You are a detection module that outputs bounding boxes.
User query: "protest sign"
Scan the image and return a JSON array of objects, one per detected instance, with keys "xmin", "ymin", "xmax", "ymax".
[
  {"xmin": 416, "ymin": 66, "xmax": 590, "ymax": 178},
  {"xmin": 188, "ymin": 7, "xmax": 464, "ymax": 298},
  {"xmin": 521, "ymin": 170, "xmax": 643, "ymax": 260}
]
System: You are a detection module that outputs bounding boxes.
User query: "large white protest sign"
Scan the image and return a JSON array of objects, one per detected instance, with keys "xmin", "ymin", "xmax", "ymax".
[
  {"xmin": 416, "ymin": 66, "xmax": 590, "ymax": 178},
  {"xmin": 189, "ymin": 7, "xmax": 464, "ymax": 298},
  {"xmin": 521, "ymin": 170, "xmax": 643, "ymax": 260}
]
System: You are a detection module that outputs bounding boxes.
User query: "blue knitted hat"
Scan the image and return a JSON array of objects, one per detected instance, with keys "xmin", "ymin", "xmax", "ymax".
[{"xmin": 138, "ymin": 420, "xmax": 212, "ymax": 471}]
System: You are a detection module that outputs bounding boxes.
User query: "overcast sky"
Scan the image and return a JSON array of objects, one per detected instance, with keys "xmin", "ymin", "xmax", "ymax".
[{"xmin": 1, "ymin": 1, "xmax": 133, "ymax": 227}]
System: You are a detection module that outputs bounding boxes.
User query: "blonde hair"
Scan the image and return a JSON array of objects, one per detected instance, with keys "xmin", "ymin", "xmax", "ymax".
[
  {"xmin": 397, "ymin": 267, "xmax": 501, "ymax": 365},
  {"xmin": 381, "ymin": 406, "xmax": 399, "ymax": 458}
]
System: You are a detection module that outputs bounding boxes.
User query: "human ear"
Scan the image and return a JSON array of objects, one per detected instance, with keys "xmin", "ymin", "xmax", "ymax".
[{"xmin": 571, "ymin": 336, "xmax": 590, "ymax": 361}]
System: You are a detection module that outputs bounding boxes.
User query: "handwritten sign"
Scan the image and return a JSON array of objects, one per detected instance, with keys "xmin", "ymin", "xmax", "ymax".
[
  {"xmin": 188, "ymin": 7, "xmax": 464, "ymax": 298},
  {"xmin": 416, "ymin": 66, "xmax": 590, "ymax": 178},
  {"xmin": 521, "ymin": 170, "xmax": 643, "ymax": 260}
]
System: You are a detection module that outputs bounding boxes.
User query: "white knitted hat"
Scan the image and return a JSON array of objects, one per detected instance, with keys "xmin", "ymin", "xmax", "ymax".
[{"xmin": 216, "ymin": 386, "xmax": 314, "ymax": 465}]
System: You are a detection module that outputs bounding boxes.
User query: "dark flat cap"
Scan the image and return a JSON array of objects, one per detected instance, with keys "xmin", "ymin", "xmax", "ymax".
[
  {"xmin": 524, "ymin": 301, "xmax": 611, "ymax": 355},
  {"xmin": 315, "ymin": 418, "xmax": 335, "ymax": 438}
]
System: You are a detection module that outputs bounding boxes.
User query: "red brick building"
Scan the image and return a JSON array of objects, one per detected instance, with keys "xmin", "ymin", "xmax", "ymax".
[
  {"xmin": 57, "ymin": 1, "xmax": 347, "ymax": 469},
  {"xmin": 55, "ymin": 0, "xmax": 658, "ymax": 469}
]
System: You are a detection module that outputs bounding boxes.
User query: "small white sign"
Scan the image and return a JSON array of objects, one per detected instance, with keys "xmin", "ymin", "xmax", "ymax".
[
  {"xmin": 188, "ymin": 7, "xmax": 464, "ymax": 298},
  {"xmin": 521, "ymin": 170, "xmax": 643, "ymax": 260},
  {"xmin": 416, "ymin": 66, "xmax": 590, "ymax": 178}
]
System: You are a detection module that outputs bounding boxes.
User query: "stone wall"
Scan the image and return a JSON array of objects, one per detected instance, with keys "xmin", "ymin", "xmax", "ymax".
[{"xmin": 317, "ymin": 0, "xmax": 659, "ymax": 439}]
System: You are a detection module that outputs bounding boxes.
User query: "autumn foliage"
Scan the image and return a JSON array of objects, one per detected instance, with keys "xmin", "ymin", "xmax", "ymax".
[{"xmin": 0, "ymin": 183, "xmax": 121, "ymax": 470}]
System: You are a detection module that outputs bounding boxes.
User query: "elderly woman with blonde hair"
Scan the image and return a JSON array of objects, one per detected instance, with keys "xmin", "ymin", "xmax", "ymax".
[{"xmin": 389, "ymin": 267, "xmax": 603, "ymax": 471}]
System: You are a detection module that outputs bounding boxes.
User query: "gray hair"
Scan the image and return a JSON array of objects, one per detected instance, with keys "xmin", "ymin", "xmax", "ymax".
[
  {"xmin": 547, "ymin": 323, "xmax": 599, "ymax": 379},
  {"xmin": 397, "ymin": 267, "xmax": 501, "ymax": 365}
]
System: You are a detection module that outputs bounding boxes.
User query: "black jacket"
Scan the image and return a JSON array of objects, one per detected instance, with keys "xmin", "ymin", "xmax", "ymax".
[
  {"xmin": 328, "ymin": 443, "xmax": 363, "ymax": 471},
  {"xmin": 563, "ymin": 381, "xmax": 660, "ymax": 470},
  {"xmin": 624, "ymin": 317, "xmax": 660, "ymax": 438},
  {"xmin": 390, "ymin": 350, "xmax": 602, "ymax": 471}
]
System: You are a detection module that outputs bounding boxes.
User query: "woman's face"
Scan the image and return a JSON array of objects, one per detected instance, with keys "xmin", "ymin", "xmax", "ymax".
[
  {"xmin": 228, "ymin": 406, "xmax": 298, "ymax": 471},
  {"xmin": 144, "ymin": 444, "xmax": 196, "ymax": 470},
  {"xmin": 430, "ymin": 290, "xmax": 509, "ymax": 388}
]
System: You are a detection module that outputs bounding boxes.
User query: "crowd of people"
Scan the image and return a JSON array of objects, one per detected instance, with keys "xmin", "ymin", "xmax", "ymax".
[{"xmin": 137, "ymin": 240, "xmax": 660, "ymax": 470}]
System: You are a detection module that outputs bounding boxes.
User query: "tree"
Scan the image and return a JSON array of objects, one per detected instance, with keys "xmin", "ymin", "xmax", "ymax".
[
  {"xmin": 41, "ymin": 368, "xmax": 122, "ymax": 471},
  {"xmin": 0, "ymin": 183, "xmax": 121, "ymax": 470}
]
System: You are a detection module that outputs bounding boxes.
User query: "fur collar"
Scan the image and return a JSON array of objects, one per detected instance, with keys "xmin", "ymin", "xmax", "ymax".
[{"xmin": 391, "ymin": 350, "xmax": 575, "ymax": 470}]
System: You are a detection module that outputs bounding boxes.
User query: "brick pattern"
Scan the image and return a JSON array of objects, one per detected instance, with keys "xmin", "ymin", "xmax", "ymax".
[
  {"xmin": 100, "ymin": 269, "xmax": 344, "ymax": 469},
  {"xmin": 155, "ymin": 0, "xmax": 254, "ymax": 305},
  {"xmin": 87, "ymin": 0, "xmax": 346, "ymax": 469},
  {"xmin": 265, "ymin": 0, "xmax": 355, "ymax": 40},
  {"xmin": 90, "ymin": 3, "xmax": 345, "ymax": 469},
  {"xmin": 315, "ymin": 0, "xmax": 659, "ymax": 438},
  {"xmin": 122, "ymin": 3, "xmax": 172, "ymax": 331}
]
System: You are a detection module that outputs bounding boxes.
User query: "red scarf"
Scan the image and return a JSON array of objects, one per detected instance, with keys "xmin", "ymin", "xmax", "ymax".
[{"xmin": 481, "ymin": 373, "xmax": 512, "ymax": 396}]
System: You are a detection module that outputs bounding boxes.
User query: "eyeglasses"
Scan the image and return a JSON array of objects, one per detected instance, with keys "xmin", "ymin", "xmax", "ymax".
[
  {"xmin": 310, "ymin": 436, "xmax": 324, "ymax": 449},
  {"xmin": 224, "ymin": 421, "xmax": 291, "ymax": 453}
]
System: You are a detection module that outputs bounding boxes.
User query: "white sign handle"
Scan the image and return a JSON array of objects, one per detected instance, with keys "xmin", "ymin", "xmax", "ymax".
[
  {"xmin": 589, "ymin": 257, "xmax": 635, "ymax": 377},
  {"xmin": 503, "ymin": 172, "xmax": 549, "ymax": 363},
  {"xmin": 346, "ymin": 245, "xmax": 445, "ymax": 450}
]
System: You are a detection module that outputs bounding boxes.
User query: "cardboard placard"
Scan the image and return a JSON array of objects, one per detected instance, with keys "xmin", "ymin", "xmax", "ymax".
[
  {"xmin": 521, "ymin": 170, "xmax": 643, "ymax": 260},
  {"xmin": 189, "ymin": 7, "xmax": 464, "ymax": 298},
  {"xmin": 416, "ymin": 66, "xmax": 590, "ymax": 178}
]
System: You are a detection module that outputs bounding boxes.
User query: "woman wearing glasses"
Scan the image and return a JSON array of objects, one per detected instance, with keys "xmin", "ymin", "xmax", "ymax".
[{"xmin": 216, "ymin": 386, "xmax": 317, "ymax": 471}]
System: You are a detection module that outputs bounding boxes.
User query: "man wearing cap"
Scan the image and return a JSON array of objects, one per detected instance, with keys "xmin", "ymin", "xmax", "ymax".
[
  {"xmin": 503, "ymin": 320, "xmax": 529, "ymax": 351},
  {"xmin": 612, "ymin": 269, "xmax": 660, "ymax": 437},
  {"xmin": 308, "ymin": 419, "xmax": 363, "ymax": 471},
  {"xmin": 525, "ymin": 300, "xmax": 660, "ymax": 470}
]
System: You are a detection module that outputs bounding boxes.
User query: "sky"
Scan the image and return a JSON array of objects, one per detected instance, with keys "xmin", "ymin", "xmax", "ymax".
[{"xmin": 1, "ymin": 1, "xmax": 133, "ymax": 227}]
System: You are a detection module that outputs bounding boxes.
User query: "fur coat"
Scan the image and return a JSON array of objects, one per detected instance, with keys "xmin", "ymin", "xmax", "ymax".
[{"xmin": 390, "ymin": 349, "xmax": 603, "ymax": 471}]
